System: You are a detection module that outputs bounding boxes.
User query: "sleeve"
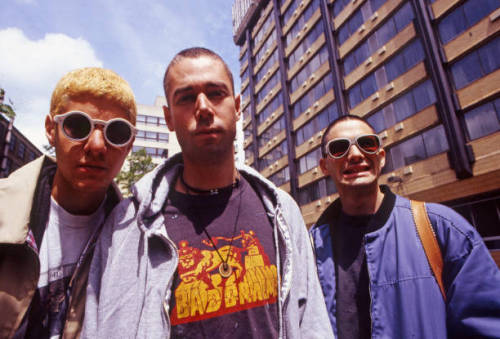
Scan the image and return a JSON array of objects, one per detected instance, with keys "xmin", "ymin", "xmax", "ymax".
[
  {"xmin": 430, "ymin": 205, "xmax": 500, "ymax": 338},
  {"xmin": 281, "ymin": 192, "xmax": 335, "ymax": 339}
]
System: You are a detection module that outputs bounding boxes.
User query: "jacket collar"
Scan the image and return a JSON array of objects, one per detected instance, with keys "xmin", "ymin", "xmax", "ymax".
[
  {"xmin": 312, "ymin": 185, "xmax": 396, "ymax": 232},
  {"xmin": 0, "ymin": 155, "xmax": 122, "ymax": 245},
  {"xmin": 0, "ymin": 156, "xmax": 55, "ymax": 244},
  {"xmin": 131, "ymin": 152, "xmax": 280, "ymax": 229}
]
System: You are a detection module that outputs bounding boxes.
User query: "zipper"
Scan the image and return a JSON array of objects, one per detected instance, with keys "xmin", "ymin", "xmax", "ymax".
[
  {"xmin": 364, "ymin": 236, "xmax": 374, "ymax": 338},
  {"xmin": 154, "ymin": 223, "xmax": 179, "ymax": 333}
]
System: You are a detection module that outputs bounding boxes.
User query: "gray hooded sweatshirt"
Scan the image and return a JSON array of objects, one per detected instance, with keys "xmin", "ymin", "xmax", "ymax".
[{"xmin": 82, "ymin": 153, "xmax": 334, "ymax": 339}]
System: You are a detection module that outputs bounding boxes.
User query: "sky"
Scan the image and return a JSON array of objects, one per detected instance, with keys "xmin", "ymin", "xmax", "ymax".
[{"xmin": 0, "ymin": 0, "xmax": 241, "ymax": 150}]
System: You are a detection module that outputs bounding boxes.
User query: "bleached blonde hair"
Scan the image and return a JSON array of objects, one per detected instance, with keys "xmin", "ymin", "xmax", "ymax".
[{"xmin": 50, "ymin": 67, "xmax": 137, "ymax": 124}]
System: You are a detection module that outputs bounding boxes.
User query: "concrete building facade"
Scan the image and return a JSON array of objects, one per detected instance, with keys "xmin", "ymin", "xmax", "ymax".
[
  {"xmin": 132, "ymin": 96, "xmax": 181, "ymax": 164},
  {"xmin": 232, "ymin": 0, "xmax": 500, "ymax": 255}
]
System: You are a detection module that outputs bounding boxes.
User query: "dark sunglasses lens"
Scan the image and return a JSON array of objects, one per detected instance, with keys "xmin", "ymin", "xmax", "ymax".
[
  {"xmin": 63, "ymin": 113, "xmax": 91, "ymax": 139},
  {"xmin": 329, "ymin": 139, "xmax": 350, "ymax": 158},
  {"xmin": 106, "ymin": 120, "xmax": 132, "ymax": 145},
  {"xmin": 358, "ymin": 135, "xmax": 380, "ymax": 153}
]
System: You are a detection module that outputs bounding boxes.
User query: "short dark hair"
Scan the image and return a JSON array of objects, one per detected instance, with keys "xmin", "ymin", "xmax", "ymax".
[
  {"xmin": 320, "ymin": 114, "xmax": 376, "ymax": 158},
  {"xmin": 163, "ymin": 47, "xmax": 235, "ymax": 105}
]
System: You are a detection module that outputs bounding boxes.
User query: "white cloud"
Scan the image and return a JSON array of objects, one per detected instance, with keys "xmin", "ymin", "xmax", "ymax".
[{"xmin": 0, "ymin": 27, "xmax": 102, "ymax": 150}]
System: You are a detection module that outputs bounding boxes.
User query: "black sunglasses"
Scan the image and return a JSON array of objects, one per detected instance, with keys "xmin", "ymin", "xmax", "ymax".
[
  {"xmin": 325, "ymin": 134, "xmax": 381, "ymax": 159},
  {"xmin": 53, "ymin": 111, "xmax": 137, "ymax": 147}
]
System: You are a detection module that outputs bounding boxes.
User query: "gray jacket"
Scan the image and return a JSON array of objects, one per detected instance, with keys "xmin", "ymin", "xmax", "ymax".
[{"xmin": 82, "ymin": 153, "xmax": 334, "ymax": 339}]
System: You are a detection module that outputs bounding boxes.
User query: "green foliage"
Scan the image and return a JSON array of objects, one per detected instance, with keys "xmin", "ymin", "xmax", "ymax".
[
  {"xmin": 116, "ymin": 148, "xmax": 155, "ymax": 196},
  {"xmin": 0, "ymin": 103, "xmax": 15, "ymax": 119},
  {"xmin": 0, "ymin": 88, "xmax": 16, "ymax": 119}
]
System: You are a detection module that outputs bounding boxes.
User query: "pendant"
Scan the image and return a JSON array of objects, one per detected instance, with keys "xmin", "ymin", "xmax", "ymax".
[{"xmin": 219, "ymin": 262, "xmax": 232, "ymax": 278}]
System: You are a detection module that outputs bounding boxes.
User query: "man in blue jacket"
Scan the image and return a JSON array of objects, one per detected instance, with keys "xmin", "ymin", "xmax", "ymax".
[{"xmin": 309, "ymin": 114, "xmax": 500, "ymax": 338}]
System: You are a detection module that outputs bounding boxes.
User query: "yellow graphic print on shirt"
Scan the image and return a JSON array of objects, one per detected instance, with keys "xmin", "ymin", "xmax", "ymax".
[{"xmin": 170, "ymin": 230, "xmax": 278, "ymax": 325}]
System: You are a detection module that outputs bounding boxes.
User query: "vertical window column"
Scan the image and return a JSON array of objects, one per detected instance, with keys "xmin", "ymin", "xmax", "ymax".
[
  {"xmin": 273, "ymin": 0, "xmax": 297, "ymax": 196},
  {"xmin": 411, "ymin": 0, "xmax": 473, "ymax": 178}
]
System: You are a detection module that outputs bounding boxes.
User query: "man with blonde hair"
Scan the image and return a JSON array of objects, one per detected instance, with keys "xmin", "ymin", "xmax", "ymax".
[{"xmin": 0, "ymin": 67, "xmax": 137, "ymax": 338}]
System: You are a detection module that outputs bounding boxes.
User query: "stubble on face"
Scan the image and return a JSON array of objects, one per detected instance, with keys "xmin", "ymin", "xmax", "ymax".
[{"xmin": 164, "ymin": 56, "xmax": 240, "ymax": 166}]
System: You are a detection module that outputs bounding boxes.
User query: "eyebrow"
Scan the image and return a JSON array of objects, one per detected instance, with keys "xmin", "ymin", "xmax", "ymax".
[{"xmin": 172, "ymin": 81, "xmax": 230, "ymax": 99}]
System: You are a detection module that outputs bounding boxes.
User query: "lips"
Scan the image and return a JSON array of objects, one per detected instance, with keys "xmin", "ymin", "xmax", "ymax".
[
  {"xmin": 78, "ymin": 163, "xmax": 107, "ymax": 172},
  {"xmin": 343, "ymin": 164, "xmax": 370, "ymax": 176},
  {"xmin": 195, "ymin": 127, "xmax": 222, "ymax": 135}
]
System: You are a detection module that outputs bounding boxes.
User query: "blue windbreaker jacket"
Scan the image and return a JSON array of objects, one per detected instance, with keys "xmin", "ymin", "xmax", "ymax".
[{"xmin": 309, "ymin": 186, "xmax": 500, "ymax": 338}]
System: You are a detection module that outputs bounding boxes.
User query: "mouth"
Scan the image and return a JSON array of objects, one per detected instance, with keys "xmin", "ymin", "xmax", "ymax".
[
  {"xmin": 343, "ymin": 164, "xmax": 371, "ymax": 176},
  {"xmin": 78, "ymin": 163, "xmax": 107, "ymax": 171},
  {"xmin": 195, "ymin": 127, "xmax": 223, "ymax": 135}
]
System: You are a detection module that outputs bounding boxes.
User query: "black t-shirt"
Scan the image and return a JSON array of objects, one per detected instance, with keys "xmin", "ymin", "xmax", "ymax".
[
  {"xmin": 333, "ymin": 213, "xmax": 372, "ymax": 339},
  {"xmin": 164, "ymin": 175, "xmax": 279, "ymax": 338},
  {"xmin": 332, "ymin": 193, "xmax": 390, "ymax": 339}
]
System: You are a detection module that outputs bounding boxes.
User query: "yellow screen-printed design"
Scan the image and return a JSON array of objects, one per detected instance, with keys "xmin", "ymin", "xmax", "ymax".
[{"xmin": 170, "ymin": 230, "xmax": 278, "ymax": 325}]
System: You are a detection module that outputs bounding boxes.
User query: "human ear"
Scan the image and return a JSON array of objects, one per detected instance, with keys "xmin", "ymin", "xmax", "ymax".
[
  {"xmin": 45, "ymin": 115, "xmax": 56, "ymax": 146},
  {"xmin": 234, "ymin": 94, "xmax": 241, "ymax": 120},
  {"xmin": 163, "ymin": 105, "xmax": 175, "ymax": 132}
]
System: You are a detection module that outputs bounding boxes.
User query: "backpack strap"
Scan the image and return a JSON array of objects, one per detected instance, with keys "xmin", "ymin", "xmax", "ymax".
[{"xmin": 410, "ymin": 200, "xmax": 446, "ymax": 301}]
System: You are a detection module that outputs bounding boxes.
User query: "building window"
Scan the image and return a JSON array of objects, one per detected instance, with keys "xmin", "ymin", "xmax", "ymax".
[
  {"xmin": 290, "ymin": 46, "xmax": 329, "ymax": 94},
  {"xmin": 463, "ymin": 98, "xmax": 500, "ymax": 140},
  {"xmin": 4, "ymin": 158, "xmax": 12, "ymax": 175},
  {"xmin": 284, "ymin": 0, "xmax": 320, "ymax": 48},
  {"xmin": 240, "ymin": 49, "xmax": 249, "ymax": 69},
  {"xmin": 343, "ymin": 2, "xmax": 415, "ymax": 76},
  {"xmin": 348, "ymin": 39, "xmax": 425, "ymax": 108},
  {"xmin": 244, "ymin": 123, "xmax": 253, "ymax": 140},
  {"xmin": 383, "ymin": 125, "xmax": 449, "ymax": 173},
  {"xmin": 257, "ymin": 92, "xmax": 283, "ymax": 126},
  {"xmin": 337, "ymin": 0, "xmax": 388, "ymax": 45},
  {"xmin": 28, "ymin": 150, "xmax": 37, "ymax": 161},
  {"xmin": 287, "ymin": 21, "xmax": 323, "ymax": 71},
  {"xmin": 438, "ymin": 0, "xmax": 499, "ymax": 44},
  {"xmin": 451, "ymin": 37, "xmax": 500, "ymax": 90},
  {"xmin": 367, "ymin": 80, "xmax": 437, "ymax": 133},
  {"xmin": 254, "ymin": 12, "xmax": 274, "ymax": 48},
  {"xmin": 256, "ymin": 72, "xmax": 279, "ymax": 107},
  {"xmin": 269, "ymin": 166, "xmax": 290, "ymax": 187},
  {"xmin": 17, "ymin": 142, "xmax": 25, "ymax": 159},
  {"xmin": 9, "ymin": 134, "xmax": 17, "ymax": 152},
  {"xmin": 245, "ymin": 148, "xmax": 253, "ymax": 160},
  {"xmin": 297, "ymin": 147, "xmax": 322, "ymax": 175},
  {"xmin": 258, "ymin": 140, "xmax": 288, "ymax": 171},
  {"xmin": 446, "ymin": 191, "xmax": 500, "ymax": 249},
  {"xmin": 255, "ymin": 50, "xmax": 279, "ymax": 84},
  {"xmin": 295, "ymin": 103, "xmax": 339, "ymax": 146},
  {"xmin": 293, "ymin": 73, "xmax": 334, "ymax": 119},
  {"xmin": 254, "ymin": 31, "xmax": 277, "ymax": 65},
  {"xmin": 297, "ymin": 177, "xmax": 337, "ymax": 206},
  {"xmin": 259, "ymin": 116, "xmax": 286, "ymax": 148}
]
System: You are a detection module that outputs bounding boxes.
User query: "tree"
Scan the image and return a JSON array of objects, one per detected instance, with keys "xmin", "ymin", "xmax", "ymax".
[
  {"xmin": 115, "ymin": 148, "xmax": 155, "ymax": 196},
  {"xmin": 0, "ymin": 88, "xmax": 15, "ymax": 119}
]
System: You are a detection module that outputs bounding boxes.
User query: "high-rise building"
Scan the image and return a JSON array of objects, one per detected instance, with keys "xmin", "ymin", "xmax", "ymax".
[
  {"xmin": 232, "ymin": 0, "xmax": 500, "ymax": 255},
  {"xmin": 132, "ymin": 96, "xmax": 181, "ymax": 163}
]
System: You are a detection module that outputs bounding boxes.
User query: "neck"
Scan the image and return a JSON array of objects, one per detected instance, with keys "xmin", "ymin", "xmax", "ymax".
[
  {"xmin": 51, "ymin": 171, "xmax": 106, "ymax": 215},
  {"xmin": 177, "ymin": 154, "xmax": 238, "ymax": 194},
  {"xmin": 338, "ymin": 184, "xmax": 384, "ymax": 216}
]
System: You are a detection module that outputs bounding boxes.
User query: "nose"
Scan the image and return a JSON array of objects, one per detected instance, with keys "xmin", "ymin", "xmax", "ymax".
[
  {"xmin": 346, "ymin": 142, "xmax": 364, "ymax": 161},
  {"xmin": 195, "ymin": 93, "xmax": 214, "ymax": 122},
  {"xmin": 83, "ymin": 127, "xmax": 107, "ymax": 156}
]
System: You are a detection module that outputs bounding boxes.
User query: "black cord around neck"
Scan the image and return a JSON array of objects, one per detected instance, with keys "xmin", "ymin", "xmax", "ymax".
[{"xmin": 180, "ymin": 172, "xmax": 239, "ymax": 195}]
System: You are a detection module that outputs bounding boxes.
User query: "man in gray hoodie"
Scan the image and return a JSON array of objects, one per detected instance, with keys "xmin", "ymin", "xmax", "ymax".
[{"xmin": 82, "ymin": 47, "xmax": 334, "ymax": 338}]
